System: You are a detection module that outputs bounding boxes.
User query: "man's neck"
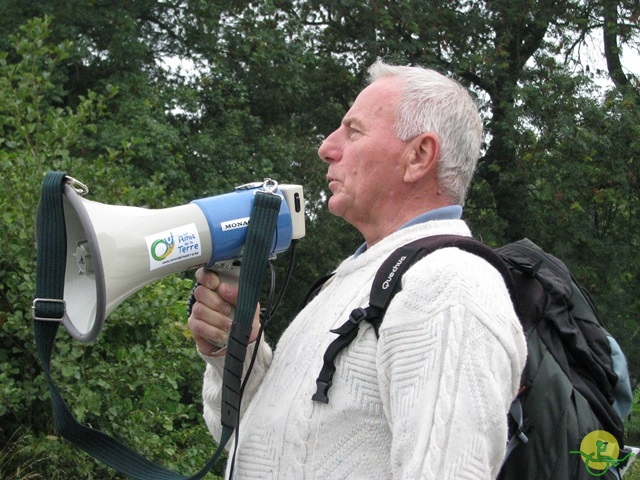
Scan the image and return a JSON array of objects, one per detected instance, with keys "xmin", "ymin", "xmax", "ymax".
[{"xmin": 356, "ymin": 205, "xmax": 463, "ymax": 255}]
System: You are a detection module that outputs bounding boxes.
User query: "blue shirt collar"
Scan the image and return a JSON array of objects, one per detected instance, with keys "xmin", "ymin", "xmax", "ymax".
[{"xmin": 354, "ymin": 205, "xmax": 463, "ymax": 256}]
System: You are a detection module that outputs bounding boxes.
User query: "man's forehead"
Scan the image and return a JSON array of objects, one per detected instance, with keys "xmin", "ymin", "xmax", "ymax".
[{"xmin": 342, "ymin": 83, "xmax": 399, "ymax": 128}]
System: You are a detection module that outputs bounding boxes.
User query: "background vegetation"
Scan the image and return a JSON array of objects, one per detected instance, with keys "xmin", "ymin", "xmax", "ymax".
[{"xmin": 1, "ymin": 1, "xmax": 638, "ymax": 478}]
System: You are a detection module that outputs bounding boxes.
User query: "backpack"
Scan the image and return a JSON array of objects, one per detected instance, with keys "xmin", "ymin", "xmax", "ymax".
[{"xmin": 309, "ymin": 235, "xmax": 634, "ymax": 479}]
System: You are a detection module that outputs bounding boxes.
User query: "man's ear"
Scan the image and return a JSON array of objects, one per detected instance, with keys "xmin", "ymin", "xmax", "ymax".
[{"xmin": 403, "ymin": 132, "xmax": 441, "ymax": 183}]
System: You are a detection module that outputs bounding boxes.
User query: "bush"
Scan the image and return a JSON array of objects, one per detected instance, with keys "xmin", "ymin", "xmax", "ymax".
[
  {"xmin": 0, "ymin": 17, "xmax": 223, "ymax": 479},
  {"xmin": 626, "ymin": 387, "xmax": 640, "ymax": 445}
]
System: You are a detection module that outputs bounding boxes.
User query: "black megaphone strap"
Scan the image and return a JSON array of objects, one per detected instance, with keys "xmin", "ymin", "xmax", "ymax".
[{"xmin": 33, "ymin": 171, "xmax": 281, "ymax": 479}]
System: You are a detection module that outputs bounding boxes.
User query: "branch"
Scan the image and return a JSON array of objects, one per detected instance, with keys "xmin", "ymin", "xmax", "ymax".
[{"xmin": 602, "ymin": 0, "xmax": 640, "ymax": 100}]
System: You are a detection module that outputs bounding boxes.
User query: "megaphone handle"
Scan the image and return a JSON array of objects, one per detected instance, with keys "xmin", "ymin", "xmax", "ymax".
[{"xmin": 208, "ymin": 262, "xmax": 242, "ymax": 349}]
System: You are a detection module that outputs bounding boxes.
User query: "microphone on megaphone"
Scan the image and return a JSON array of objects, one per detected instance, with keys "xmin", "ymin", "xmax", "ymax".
[{"xmin": 59, "ymin": 177, "xmax": 305, "ymax": 343}]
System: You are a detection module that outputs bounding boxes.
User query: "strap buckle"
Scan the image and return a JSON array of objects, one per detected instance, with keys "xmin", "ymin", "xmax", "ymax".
[
  {"xmin": 235, "ymin": 178, "xmax": 283, "ymax": 200},
  {"xmin": 32, "ymin": 298, "xmax": 66, "ymax": 322},
  {"xmin": 348, "ymin": 307, "xmax": 368, "ymax": 324}
]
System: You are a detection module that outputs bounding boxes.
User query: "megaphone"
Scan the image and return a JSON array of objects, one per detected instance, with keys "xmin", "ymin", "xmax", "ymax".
[{"xmin": 58, "ymin": 177, "xmax": 305, "ymax": 343}]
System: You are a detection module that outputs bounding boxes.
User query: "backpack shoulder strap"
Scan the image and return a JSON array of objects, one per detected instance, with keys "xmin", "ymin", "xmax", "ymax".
[
  {"xmin": 369, "ymin": 235, "xmax": 516, "ymax": 320},
  {"xmin": 312, "ymin": 234, "xmax": 515, "ymax": 403}
]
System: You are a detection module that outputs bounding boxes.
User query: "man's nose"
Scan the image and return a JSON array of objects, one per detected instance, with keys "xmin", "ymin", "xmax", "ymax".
[{"xmin": 318, "ymin": 130, "xmax": 341, "ymax": 163}]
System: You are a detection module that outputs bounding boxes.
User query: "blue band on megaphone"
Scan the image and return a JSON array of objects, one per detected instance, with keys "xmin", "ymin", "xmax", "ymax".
[{"xmin": 191, "ymin": 186, "xmax": 293, "ymax": 265}]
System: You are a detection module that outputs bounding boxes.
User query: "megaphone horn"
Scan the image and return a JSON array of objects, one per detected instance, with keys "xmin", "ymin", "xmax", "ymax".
[{"xmin": 59, "ymin": 177, "xmax": 305, "ymax": 342}]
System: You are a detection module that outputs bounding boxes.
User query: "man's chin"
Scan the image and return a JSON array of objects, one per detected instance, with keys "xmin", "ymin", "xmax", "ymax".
[{"xmin": 327, "ymin": 198, "xmax": 345, "ymax": 218}]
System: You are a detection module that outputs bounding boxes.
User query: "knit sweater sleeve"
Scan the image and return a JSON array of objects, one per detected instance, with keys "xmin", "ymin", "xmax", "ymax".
[
  {"xmin": 376, "ymin": 248, "xmax": 527, "ymax": 479},
  {"xmin": 200, "ymin": 340, "xmax": 273, "ymax": 445}
]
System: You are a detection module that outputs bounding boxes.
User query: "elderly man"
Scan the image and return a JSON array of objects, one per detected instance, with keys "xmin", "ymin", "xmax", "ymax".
[{"xmin": 188, "ymin": 60, "xmax": 527, "ymax": 479}]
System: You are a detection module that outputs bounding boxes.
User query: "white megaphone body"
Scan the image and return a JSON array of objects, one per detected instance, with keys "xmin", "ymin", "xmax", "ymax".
[{"xmin": 60, "ymin": 178, "xmax": 305, "ymax": 342}]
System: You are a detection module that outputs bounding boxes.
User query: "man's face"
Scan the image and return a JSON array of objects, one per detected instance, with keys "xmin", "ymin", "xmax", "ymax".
[{"xmin": 317, "ymin": 77, "xmax": 413, "ymax": 236}]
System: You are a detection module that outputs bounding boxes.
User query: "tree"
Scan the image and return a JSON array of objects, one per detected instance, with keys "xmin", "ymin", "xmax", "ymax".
[
  {"xmin": 0, "ymin": 8, "xmax": 359, "ymax": 478},
  {"xmin": 2, "ymin": 1, "xmax": 639, "ymax": 475},
  {"xmin": 0, "ymin": 17, "xmax": 222, "ymax": 479},
  {"xmin": 276, "ymin": 0, "xmax": 640, "ymax": 376}
]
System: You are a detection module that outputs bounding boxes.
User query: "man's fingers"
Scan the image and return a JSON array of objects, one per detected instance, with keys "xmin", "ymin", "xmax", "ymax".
[{"xmin": 194, "ymin": 267, "xmax": 222, "ymax": 290}]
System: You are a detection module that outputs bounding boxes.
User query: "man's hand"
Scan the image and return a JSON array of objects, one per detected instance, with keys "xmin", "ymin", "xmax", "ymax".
[{"xmin": 187, "ymin": 267, "xmax": 261, "ymax": 357}]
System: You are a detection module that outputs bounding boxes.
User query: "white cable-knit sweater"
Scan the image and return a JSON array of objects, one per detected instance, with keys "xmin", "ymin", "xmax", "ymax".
[{"xmin": 201, "ymin": 219, "xmax": 527, "ymax": 479}]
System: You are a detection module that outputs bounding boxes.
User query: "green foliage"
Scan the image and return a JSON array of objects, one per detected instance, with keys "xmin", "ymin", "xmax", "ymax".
[
  {"xmin": 626, "ymin": 388, "xmax": 640, "ymax": 445},
  {"xmin": 625, "ymin": 386, "xmax": 640, "ymax": 478},
  {"xmin": 1, "ymin": 0, "xmax": 639, "ymax": 477},
  {"xmin": 0, "ymin": 17, "xmax": 222, "ymax": 479}
]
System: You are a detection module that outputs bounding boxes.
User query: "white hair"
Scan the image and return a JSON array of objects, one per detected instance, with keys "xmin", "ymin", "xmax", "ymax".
[{"xmin": 368, "ymin": 60, "xmax": 483, "ymax": 205}]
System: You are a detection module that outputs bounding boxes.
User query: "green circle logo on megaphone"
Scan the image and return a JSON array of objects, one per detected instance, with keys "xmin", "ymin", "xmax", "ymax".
[{"xmin": 150, "ymin": 234, "xmax": 175, "ymax": 261}]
